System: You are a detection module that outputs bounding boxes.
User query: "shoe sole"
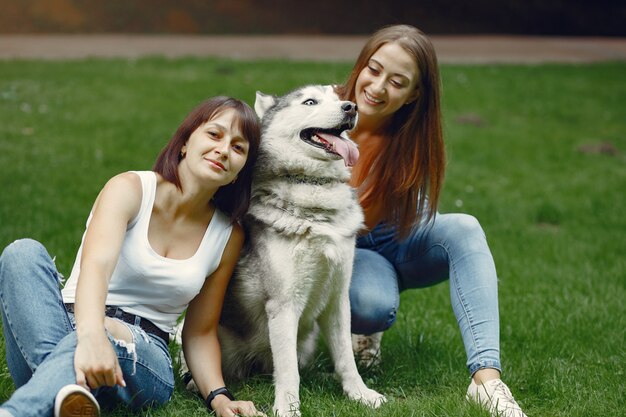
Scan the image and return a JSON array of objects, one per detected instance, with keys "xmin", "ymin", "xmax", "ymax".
[{"xmin": 58, "ymin": 392, "xmax": 99, "ymax": 417}]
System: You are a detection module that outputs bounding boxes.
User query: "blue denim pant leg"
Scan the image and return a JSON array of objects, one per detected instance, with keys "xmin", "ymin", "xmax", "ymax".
[
  {"xmin": 99, "ymin": 325, "xmax": 174, "ymax": 410},
  {"xmin": 0, "ymin": 239, "xmax": 77, "ymax": 416},
  {"xmin": 0, "ymin": 239, "xmax": 174, "ymax": 416},
  {"xmin": 1, "ymin": 330, "xmax": 174, "ymax": 417},
  {"xmin": 350, "ymin": 248, "xmax": 399, "ymax": 333},
  {"xmin": 0, "ymin": 239, "xmax": 74, "ymax": 387},
  {"xmin": 350, "ymin": 213, "xmax": 502, "ymax": 375}
]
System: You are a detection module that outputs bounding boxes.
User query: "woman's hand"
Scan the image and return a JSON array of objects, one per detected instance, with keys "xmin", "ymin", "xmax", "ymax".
[
  {"xmin": 212, "ymin": 395, "xmax": 267, "ymax": 417},
  {"xmin": 74, "ymin": 328, "xmax": 125, "ymax": 390}
]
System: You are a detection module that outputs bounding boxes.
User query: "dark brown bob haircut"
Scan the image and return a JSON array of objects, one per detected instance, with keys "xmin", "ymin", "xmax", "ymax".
[{"xmin": 153, "ymin": 96, "xmax": 261, "ymax": 223}]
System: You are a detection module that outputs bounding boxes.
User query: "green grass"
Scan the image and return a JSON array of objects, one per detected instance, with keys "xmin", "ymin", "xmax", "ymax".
[{"xmin": 0, "ymin": 58, "xmax": 624, "ymax": 416}]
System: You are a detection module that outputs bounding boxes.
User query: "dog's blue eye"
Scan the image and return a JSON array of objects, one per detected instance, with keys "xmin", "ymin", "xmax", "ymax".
[{"xmin": 302, "ymin": 99, "xmax": 317, "ymax": 106}]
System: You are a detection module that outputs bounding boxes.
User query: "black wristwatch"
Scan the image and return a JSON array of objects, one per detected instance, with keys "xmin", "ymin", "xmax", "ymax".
[{"xmin": 205, "ymin": 386, "xmax": 235, "ymax": 411}]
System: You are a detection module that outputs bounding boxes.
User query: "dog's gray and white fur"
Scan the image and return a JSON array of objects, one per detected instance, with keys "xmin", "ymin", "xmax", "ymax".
[{"xmin": 177, "ymin": 85, "xmax": 385, "ymax": 416}]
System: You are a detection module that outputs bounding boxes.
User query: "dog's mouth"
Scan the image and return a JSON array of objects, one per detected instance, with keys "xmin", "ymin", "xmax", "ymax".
[{"xmin": 300, "ymin": 122, "xmax": 359, "ymax": 167}]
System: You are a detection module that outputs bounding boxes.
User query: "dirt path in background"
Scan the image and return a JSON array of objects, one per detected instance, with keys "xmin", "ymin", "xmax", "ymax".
[{"xmin": 1, "ymin": 34, "xmax": 626, "ymax": 63}]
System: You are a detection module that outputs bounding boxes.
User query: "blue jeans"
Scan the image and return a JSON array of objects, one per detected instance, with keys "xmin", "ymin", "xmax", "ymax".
[
  {"xmin": 350, "ymin": 213, "xmax": 501, "ymax": 376},
  {"xmin": 0, "ymin": 239, "xmax": 174, "ymax": 417}
]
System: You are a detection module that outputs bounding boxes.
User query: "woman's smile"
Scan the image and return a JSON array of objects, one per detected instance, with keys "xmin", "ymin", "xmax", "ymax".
[
  {"xmin": 204, "ymin": 157, "xmax": 226, "ymax": 171},
  {"xmin": 364, "ymin": 91, "xmax": 384, "ymax": 105}
]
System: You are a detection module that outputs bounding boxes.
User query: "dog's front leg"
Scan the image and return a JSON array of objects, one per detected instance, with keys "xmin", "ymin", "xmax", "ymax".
[
  {"xmin": 266, "ymin": 299, "xmax": 302, "ymax": 417},
  {"xmin": 319, "ymin": 285, "xmax": 386, "ymax": 409}
]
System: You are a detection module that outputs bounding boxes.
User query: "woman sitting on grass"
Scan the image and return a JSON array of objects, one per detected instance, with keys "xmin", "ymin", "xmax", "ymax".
[
  {"xmin": 338, "ymin": 24, "xmax": 528, "ymax": 417},
  {"xmin": 0, "ymin": 97, "xmax": 265, "ymax": 417}
]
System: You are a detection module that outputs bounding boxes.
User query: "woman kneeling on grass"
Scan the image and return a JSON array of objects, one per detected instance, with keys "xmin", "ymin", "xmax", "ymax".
[
  {"xmin": 0, "ymin": 97, "xmax": 266, "ymax": 417},
  {"xmin": 338, "ymin": 25, "xmax": 528, "ymax": 417}
]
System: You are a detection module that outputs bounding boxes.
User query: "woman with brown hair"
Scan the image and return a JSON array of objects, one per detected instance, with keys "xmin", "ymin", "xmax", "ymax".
[
  {"xmin": 0, "ymin": 97, "xmax": 265, "ymax": 417},
  {"xmin": 337, "ymin": 25, "xmax": 528, "ymax": 417}
]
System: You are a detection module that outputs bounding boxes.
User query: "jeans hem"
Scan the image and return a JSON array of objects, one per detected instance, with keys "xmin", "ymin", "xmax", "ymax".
[{"xmin": 468, "ymin": 360, "xmax": 502, "ymax": 377}]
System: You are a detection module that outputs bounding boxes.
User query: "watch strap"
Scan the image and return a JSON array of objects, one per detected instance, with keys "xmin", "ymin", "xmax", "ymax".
[{"xmin": 205, "ymin": 386, "xmax": 235, "ymax": 411}]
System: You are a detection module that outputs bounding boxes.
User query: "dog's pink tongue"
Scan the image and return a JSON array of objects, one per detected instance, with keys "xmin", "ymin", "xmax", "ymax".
[{"xmin": 317, "ymin": 132, "xmax": 360, "ymax": 167}]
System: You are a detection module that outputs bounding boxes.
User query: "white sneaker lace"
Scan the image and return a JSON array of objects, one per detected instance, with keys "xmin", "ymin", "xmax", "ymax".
[{"xmin": 487, "ymin": 380, "xmax": 525, "ymax": 416}]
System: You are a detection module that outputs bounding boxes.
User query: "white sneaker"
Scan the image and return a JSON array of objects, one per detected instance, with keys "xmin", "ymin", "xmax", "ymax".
[
  {"xmin": 54, "ymin": 384, "xmax": 100, "ymax": 417},
  {"xmin": 351, "ymin": 332, "xmax": 383, "ymax": 367},
  {"xmin": 466, "ymin": 378, "xmax": 527, "ymax": 417}
]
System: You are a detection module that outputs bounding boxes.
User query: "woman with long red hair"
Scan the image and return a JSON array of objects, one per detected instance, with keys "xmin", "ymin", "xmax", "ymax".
[{"xmin": 337, "ymin": 24, "xmax": 528, "ymax": 417}]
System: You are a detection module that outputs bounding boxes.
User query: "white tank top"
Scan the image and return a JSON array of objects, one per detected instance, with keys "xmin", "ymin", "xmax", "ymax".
[{"xmin": 61, "ymin": 171, "xmax": 233, "ymax": 334}]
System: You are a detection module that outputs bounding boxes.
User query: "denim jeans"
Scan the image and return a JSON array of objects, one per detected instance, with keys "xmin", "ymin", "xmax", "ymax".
[
  {"xmin": 350, "ymin": 213, "xmax": 502, "ymax": 375},
  {"xmin": 0, "ymin": 239, "xmax": 174, "ymax": 417}
]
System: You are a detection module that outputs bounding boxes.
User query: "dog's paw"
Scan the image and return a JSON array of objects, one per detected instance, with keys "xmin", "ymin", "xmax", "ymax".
[
  {"xmin": 272, "ymin": 406, "xmax": 301, "ymax": 417},
  {"xmin": 273, "ymin": 398, "xmax": 301, "ymax": 417},
  {"xmin": 347, "ymin": 388, "xmax": 387, "ymax": 408}
]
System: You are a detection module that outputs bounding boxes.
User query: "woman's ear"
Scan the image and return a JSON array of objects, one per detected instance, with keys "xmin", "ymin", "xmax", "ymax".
[{"xmin": 405, "ymin": 87, "xmax": 420, "ymax": 105}]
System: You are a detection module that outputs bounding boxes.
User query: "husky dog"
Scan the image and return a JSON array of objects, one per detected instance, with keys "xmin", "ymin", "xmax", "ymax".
[{"xmin": 177, "ymin": 85, "xmax": 385, "ymax": 416}]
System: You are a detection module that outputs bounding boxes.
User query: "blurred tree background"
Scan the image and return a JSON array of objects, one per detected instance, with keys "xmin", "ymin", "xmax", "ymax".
[{"xmin": 1, "ymin": 0, "xmax": 624, "ymax": 36}]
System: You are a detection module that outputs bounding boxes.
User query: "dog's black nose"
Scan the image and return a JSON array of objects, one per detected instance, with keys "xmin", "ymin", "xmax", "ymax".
[{"xmin": 342, "ymin": 102, "xmax": 357, "ymax": 116}]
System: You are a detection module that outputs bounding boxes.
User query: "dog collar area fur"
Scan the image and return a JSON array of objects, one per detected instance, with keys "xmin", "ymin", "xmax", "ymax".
[{"xmin": 281, "ymin": 173, "xmax": 339, "ymax": 186}]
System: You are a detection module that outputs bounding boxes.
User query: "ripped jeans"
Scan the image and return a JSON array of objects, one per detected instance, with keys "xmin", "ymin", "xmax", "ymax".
[
  {"xmin": 0, "ymin": 239, "xmax": 174, "ymax": 417},
  {"xmin": 350, "ymin": 213, "xmax": 502, "ymax": 376}
]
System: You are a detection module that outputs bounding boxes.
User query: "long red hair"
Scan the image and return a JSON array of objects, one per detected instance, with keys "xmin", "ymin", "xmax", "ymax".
[{"xmin": 336, "ymin": 24, "xmax": 446, "ymax": 238}]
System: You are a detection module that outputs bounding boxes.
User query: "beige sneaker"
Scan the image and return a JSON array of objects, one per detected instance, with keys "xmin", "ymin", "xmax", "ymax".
[
  {"xmin": 351, "ymin": 332, "xmax": 383, "ymax": 367},
  {"xmin": 54, "ymin": 384, "xmax": 100, "ymax": 417},
  {"xmin": 466, "ymin": 378, "xmax": 527, "ymax": 417}
]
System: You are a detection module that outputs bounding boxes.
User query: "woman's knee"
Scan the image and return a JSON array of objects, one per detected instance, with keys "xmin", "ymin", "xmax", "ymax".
[
  {"xmin": 0, "ymin": 239, "xmax": 48, "ymax": 274},
  {"xmin": 1, "ymin": 238, "xmax": 45, "ymax": 262},
  {"xmin": 442, "ymin": 213, "xmax": 483, "ymax": 235},
  {"xmin": 350, "ymin": 285, "xmax": 398, "ymax": 334},
  {"xmin": 437, "ymin": 213, "xmax": 487, "ymax": 250},
  {"xmin": 0, "ymin": 239, "xmax": 60, "ymax": 287},
  {"xmin": 454, "ymin": 213, "xmax": 483, "ymax": 231},
  {"xmin": 350, "ymin": 249, "xmax": 399, "ymax": 334}
]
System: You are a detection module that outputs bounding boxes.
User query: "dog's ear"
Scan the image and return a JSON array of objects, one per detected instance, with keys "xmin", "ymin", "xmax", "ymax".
[{"xmin": 254, "ymin": 91, "xmax": 276, "ymax": 120}]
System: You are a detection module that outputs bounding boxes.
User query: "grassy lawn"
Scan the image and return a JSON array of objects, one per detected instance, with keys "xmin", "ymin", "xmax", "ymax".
[{"xmin": 0, "ymin": 58, "xmax": 624, "ymax": 416}]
